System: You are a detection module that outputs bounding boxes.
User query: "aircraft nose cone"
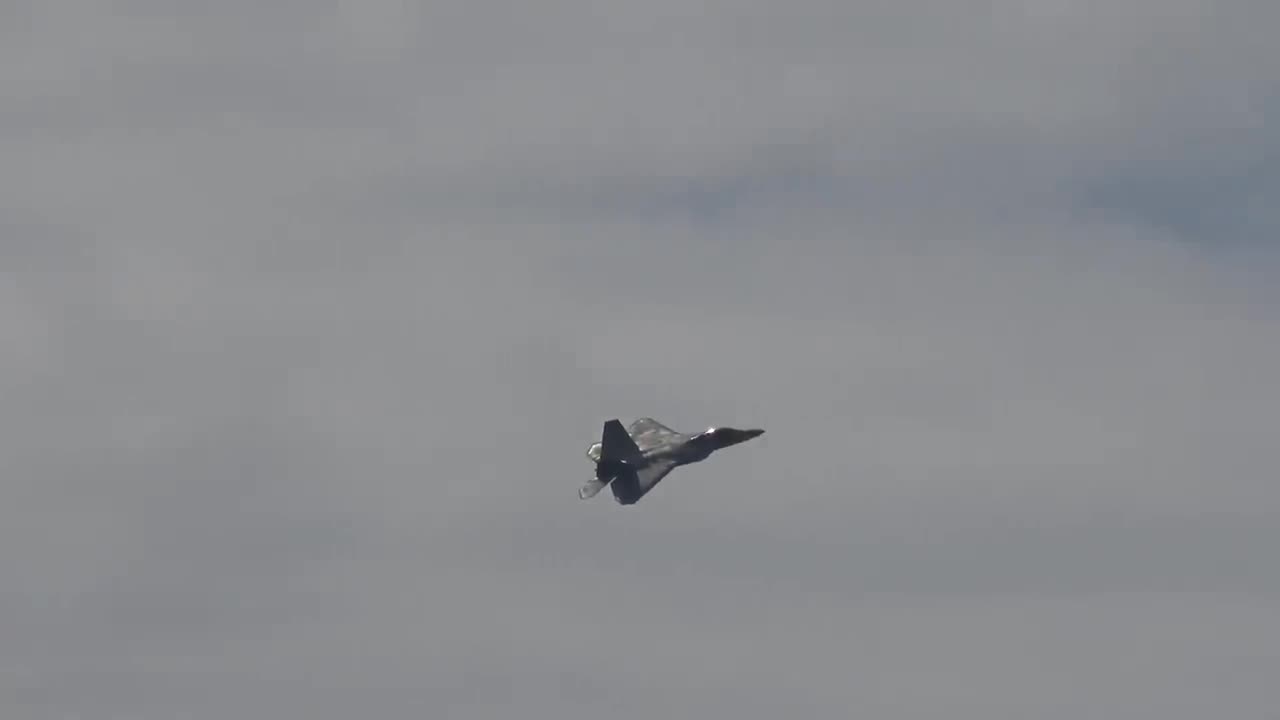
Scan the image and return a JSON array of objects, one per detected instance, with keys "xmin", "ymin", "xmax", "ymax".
[{"xmin": 708, "ymin": 427, "xmax": 765, "ymax": 450}]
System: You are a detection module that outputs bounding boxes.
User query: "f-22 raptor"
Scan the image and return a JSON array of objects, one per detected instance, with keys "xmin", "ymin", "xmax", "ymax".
[{"xmin": 580, "ymin": 418, "xmax": 764, "ymax": 505}]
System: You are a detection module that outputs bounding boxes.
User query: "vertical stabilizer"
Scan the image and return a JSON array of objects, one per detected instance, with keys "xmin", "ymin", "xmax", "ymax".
[
  {"xmin": 579, "ymin": 419, "xmax": 643, "ymax": 501},
  {"xmin": 599, "ymin": 419, "xmax": 641, "ymax": 462}
]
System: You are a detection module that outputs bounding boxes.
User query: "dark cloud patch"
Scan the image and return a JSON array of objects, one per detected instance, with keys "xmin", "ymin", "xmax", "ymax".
[{"xmin": 1080, "ymin": 151, "xmax": 1280, "ymax": 250}]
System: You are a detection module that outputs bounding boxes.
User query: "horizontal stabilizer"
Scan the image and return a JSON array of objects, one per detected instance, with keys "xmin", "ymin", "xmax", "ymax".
[{"xmin": 578, "ymin": 477, "xmax": 609, "ymax": 499}]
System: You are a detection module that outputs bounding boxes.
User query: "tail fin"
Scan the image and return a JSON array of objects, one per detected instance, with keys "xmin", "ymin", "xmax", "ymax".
[
  {"xmin": 579, "ymin": 420, "xmax": 641, "ymax": 501},
  {"xmin": 600, "ymin": 419, "xmax": 641, "ymax": 462}
]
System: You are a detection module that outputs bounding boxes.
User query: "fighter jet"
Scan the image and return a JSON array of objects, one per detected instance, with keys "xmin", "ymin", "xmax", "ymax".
[{"xmin": 579, "ymin": 417, "xmax": 764, "ymax": 505}]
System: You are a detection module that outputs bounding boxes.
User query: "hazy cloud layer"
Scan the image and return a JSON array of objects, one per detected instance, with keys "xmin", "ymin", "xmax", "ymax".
[{"xmin": 4, "ymin": 1, "xmax": 1279, "ymax": 717}]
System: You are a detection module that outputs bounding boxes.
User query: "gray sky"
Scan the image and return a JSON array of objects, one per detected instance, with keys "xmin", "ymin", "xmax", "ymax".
[{"xmin": 4, "ymin": 1, "xmax": 1279, "ymax": 717}]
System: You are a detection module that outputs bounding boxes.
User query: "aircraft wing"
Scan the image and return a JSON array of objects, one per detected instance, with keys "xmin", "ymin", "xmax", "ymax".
[
  {"xmin": 610, "ymin": 459, "xmax": 678, "ymax": 505},
  {"xmin": 627, "ymin": 417, "xmax": 684, "ymax": 452}
]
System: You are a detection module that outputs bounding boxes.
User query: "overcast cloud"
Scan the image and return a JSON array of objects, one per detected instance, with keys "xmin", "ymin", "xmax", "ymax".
[{"xmin": 3, "ymin": 1, "xmax": 1279, "ymax": 717}]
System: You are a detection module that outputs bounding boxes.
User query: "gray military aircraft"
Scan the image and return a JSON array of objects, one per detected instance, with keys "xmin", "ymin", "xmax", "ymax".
[{"xmin": 579, "ymin": 417, "xmax": 764, "ymax": 505}]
